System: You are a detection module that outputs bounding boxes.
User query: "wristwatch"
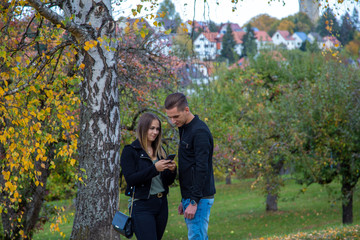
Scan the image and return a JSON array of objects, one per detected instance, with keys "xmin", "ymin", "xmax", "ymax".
[{"xmin": 190, "ymin": 200, "xmax": 197, "ymax": 206}]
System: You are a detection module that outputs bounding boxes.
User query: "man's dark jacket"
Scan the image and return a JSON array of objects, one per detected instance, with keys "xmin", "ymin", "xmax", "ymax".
[
  {"xmin": 178, "ymin": 115, "xmax": 216, "ymax": 203},
  {"xmin": 120, "ymin": 139, "xmax": 176, "ymax": 199}
]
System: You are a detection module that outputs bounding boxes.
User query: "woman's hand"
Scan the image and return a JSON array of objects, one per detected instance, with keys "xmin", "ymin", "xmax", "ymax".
[
  {"xmin": 167, "ymin": 161, "xmax": 177, "ymax": 172},
  {"xmin": 155, "ymin": 160, "xmax": 171, "ymax": 172}
]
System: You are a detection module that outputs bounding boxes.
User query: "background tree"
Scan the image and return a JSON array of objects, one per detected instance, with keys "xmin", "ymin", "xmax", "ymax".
[
  {"xmin": 316, "ymin": 8, "xmax": 340, "ymax": 37},
  {"xmin": 285, "ymin": 12, "xmax": 314, "ymax": 33},
  {"xmin": 220, "ymin": 23, "xmax": 238, "ymax": 64},
  {"xmin": 291, "ymin": 55, "xmax": 360, "ymax": 224},
  {"xmin": 0, "ymin": 3, "xmax": 80, "ymax": 238},
  {"xmin": 157, "ymin": 0, "xmax": 182, "ymax": 33},
  {"xmin": 351, "ymin": 7, "xmax": 359, "ymax": 31},
  {"xmin": 241, "ymin": 23, "xmax": 257, "ymax": 58},
  {"xmin": 208, "ymin": 20, "xmax": 220, "ymax": 32},
  {"xmin": 172, "ymin": 27, "xmax": 194, "ymax": 60},
  {"xmin": 22, "ymin": 0, "xmax": 122, "ymax": 239},
  {"xmin": 345, "ymin": 31, "xmax": 360, "ymax": 58},
  {"xmin": 339, "ymin": 12, "xmax": 355, "ymax": 46},
  {"xmin": 247, "ymin": 14, "xmax": 278, "ymax": 33},
  {"xmin": 277, "ymin": 19, "xmax": 295, "ymax": 34}
]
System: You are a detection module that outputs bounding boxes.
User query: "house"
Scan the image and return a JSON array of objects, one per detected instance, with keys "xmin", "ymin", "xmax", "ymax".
[
  {"xmin": 254, "ymin": 31, "xmax": 273, "ymax": 50},
  {"xmin": 192, "ymin": 21, "xmax": 210, "ymax": 33},
  {"xmin": 218, "ymin": 23, "xmax": 243, "ymax": 34},
  {"xmin": 173, "ymin": 59, "xmax": 212, "ymax": 86},
  {"xmin": 232, "ymin": 30, "xmax": 272, "ymax": 56},
  {"xmin": 271, "ymin": 30, "xmax": 296, "ymax": 50},
  {"xmin": 193, "ymin": 32, "xmax": 223, "ymax": 60},
  {"xmin": 307, "ymin": 32, "xmax": 323, "ymax": 49},
  {"xmin": 292, "ymin": 32, "xmax": 308, "ymax": 48},
  {"xmin": 321, "ymin": 36, "xmax": 341, "ymax": 49}
]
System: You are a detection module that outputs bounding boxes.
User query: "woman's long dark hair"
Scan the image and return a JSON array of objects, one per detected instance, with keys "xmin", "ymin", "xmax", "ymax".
[{"xmin": 136, "ymin": 112, "xmax": 165, "ymax": 159}]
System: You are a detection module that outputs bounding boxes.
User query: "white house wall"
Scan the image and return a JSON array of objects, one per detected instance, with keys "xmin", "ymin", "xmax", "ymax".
[{"xmin": 194, "ymin": 33, "xmax": 217, "ymax": 60}]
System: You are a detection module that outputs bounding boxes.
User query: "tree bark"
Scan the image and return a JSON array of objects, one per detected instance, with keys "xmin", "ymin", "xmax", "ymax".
[
  {"xmin": 27, "ymin": 0, "xmax": 121, "ymax": 239},
  {"xmin": 64, "ymin": 1, "xmax": 121, "ymax": 239},
  {"xmin": 266, "ymin": 186, "xmax": 278, "ymax": 211},
  {"xmin": 341, "ymin": 176, "xmax": 354, "ymax": 224},
  {"xmin": 225, "ymin": 173, "xmax": 231, "ymax": 185}
]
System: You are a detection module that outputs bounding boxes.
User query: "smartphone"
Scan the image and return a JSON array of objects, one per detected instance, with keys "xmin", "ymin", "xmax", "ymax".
[{"xmin": 166, "ymin": 154, "xmax": 176, "ymax": 161}]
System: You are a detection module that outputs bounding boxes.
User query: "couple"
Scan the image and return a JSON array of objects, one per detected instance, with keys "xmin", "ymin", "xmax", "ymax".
[{"xmin": 120, "ymin": 92, "xmax": 216, "ymax": 240}]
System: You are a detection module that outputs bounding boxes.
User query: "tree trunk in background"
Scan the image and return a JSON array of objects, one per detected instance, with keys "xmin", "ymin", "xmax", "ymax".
[
  {"xmin": 341, "ymin": 166, "xmax": 354, "ymax": 225},
  {"xmin": 226, "ymin": 171, "xmax": 231, "ymax": 185},
  {"xmin": 266, "ymin": 185, "xmax": 278, "ymax": 211},
  {"xmin": 342, "ymin": 185, "xmax": 353, "ymax": 224}
]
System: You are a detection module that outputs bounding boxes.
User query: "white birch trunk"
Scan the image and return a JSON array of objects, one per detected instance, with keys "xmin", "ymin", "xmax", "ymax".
[{"xmin": 27, "ymin": 1, "xmax": 121, "ymax": 239}]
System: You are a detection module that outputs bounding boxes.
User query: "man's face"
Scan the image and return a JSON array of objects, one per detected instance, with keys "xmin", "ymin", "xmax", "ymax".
[{"xmin": 165, "ymin": 106, "xmax": 189, "ymax": 127}]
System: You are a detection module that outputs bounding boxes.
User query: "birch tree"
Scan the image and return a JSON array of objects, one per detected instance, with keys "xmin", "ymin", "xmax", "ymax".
[{"xmin": 26, "ymin": 1, "xmax": 121, "ymax": 239}]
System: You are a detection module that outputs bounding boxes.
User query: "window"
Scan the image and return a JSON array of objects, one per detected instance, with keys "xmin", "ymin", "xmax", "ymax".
[
  {"xmin": 205, "ymin": 45, "xmax": 208, "ymax": 48},
  {"xmin": 196, "ymin": 45, "xmax": 200, "ymax": 48},
  {"xmin": 200, "ymin": 38, "xmax": 204, "ymax": 41}
]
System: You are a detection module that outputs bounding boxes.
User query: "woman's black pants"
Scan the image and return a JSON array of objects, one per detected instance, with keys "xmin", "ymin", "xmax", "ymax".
[{"xmin": 130, "ymin": 195, "xmax": 168, "ymax": 240}]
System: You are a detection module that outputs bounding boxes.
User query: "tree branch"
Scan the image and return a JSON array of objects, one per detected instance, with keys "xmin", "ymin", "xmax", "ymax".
[
  {"xmin": 4, "ymin": 40, "xmax": 73, "ymax": 96},
  {"xmin": 27, "ymin": 0, "xmax": 86, "ymax": 41}
]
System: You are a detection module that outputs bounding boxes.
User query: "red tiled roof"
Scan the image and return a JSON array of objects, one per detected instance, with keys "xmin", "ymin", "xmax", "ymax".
[
  {"xmin": 232, "ymin": 32, "xmax": 246, "ymax": 44},
  {"xmin": 255, "ymin": 31, "xmax": 272, "ymax": 42},
  {"xmin": 232, "ymin": 31, "xmax": 272, "ymax": 44},
  {"xmin": 277, "ymin": 30, "xmax": 295, "ymax": 40},
  {"xmin": 203, "ymin": 32, "xmax": 223, "ymax": 43}
]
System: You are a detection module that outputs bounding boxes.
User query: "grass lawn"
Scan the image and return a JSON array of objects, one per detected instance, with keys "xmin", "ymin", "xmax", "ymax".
[{"xmin": 33, "ymin": 178, "xmax": 360, "ymax": 239}]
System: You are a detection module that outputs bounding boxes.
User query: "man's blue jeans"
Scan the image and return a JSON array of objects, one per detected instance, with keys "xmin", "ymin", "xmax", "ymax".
[{"xmin": 182, "ymin": 198, "xmax": 214, "ymax": 240}]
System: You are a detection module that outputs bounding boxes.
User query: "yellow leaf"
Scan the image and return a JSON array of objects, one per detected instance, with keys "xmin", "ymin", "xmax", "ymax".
[
  {"xmin": 2, "ymin": 171, "xmax": 10, "ymax": 181},
  {"xmin": 35, "ymin": 181, "xmax": 39, "ymax": 186},
  {"xmin": 164, "ymin": 29, "xmax": 171, "ymax": 35},
  {"xmin": 140, "ymin": 31, "xmax": 145, "ymax": 38},
  {"xmin": 79, "ymin": 63, "xmax": 85, "ymax": 69},
  {"xmin": 124, "ymin": 26, "xmax": 130, "ymax": 34},
  {"xmin": 70, "ymin": 158, "xmax": 76, "ymax": 166},
  {"xmin": 13, "ymin": 67, "xmax": 20, "ymax": 76},
  {"xmin": 153, "ymin": 21, "xmax": 158, "ymax": 27},
  {"xmin": 84, "ymin": 45, "xmax": 90, "ymax": 51}
]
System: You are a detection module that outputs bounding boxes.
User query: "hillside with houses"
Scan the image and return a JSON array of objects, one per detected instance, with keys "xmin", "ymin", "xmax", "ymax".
[{"xmin": 116, "ymin": 4, "xmax": 360, "ymax": 86}]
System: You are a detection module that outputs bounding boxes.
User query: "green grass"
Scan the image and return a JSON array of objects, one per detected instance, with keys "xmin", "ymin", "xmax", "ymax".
[{"xmin": 33, "ymin": 178, "xmax": 360, "ymax": 240}]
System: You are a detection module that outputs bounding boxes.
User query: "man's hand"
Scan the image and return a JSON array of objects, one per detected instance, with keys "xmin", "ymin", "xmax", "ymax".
[
  {"xmin": 178, "ymin": 202, "xmax": 184, "ymax": 215},
  {"xmin": 184, "ymin": 203, "xmax": 197, "ymax": 219}
]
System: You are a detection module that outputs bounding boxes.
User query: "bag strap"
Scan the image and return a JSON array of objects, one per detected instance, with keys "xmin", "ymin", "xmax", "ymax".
[{"xmin": 119, "ymin": 170, "xmax": 135, "ymax": 214}]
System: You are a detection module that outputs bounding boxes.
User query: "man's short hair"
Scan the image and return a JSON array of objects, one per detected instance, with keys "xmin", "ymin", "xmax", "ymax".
[{"xmin": 164, "ymin": 92, "xmax": 188, "ymax": 111}]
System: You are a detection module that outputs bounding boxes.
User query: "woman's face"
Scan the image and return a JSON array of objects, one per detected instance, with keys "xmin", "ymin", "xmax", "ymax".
[{"xmin": 147, "ymin": 119, "xmax": 160, "ymax": 143}]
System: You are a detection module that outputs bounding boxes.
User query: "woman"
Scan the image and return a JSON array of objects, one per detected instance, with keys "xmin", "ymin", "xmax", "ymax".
[{"xmin": 120, "ymin": 112, "xmax": 177, "ymax": 240}]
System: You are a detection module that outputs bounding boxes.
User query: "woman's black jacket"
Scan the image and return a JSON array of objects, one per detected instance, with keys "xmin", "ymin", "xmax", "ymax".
[{"xmin": 120, "ymin": 139, "xmax": 177, "ymax": 199}]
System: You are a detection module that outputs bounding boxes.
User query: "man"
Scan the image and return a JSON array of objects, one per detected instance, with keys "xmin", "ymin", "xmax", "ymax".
[{"xmin": 164, "ymin": 92, "xmax": 216, "ymax": 240}]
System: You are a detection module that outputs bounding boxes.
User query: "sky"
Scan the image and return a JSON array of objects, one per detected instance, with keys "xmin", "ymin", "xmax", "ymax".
[{"xmin": 114, "ymin": 0, "xmax": 360, "ymax": 27}]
